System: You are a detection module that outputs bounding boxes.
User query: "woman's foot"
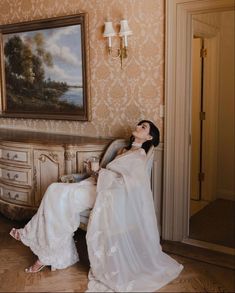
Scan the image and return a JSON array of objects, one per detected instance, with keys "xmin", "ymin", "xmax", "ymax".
[
  {"xmin": 25, "ymin": 259, "xmax": 56, "ymax": 273},
  {"xmin": 9, "ymin": 228, "xmax": 21, "ymax": 241},
  {"xmin": 25, "ymin": 259, "xmax": 46, "ymax": 273}
]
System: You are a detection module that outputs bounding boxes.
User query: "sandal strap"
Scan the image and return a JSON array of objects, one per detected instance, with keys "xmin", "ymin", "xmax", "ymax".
[{"xmin": 25, "ymin": 260, "xmax": 45, "ymax": 273}]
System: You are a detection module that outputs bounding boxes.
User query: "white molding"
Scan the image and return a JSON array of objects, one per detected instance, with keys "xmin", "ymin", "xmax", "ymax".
[
  {"xmin": 152, "ymin": 143, "xmax": 163, "ymax": 235},
  {"xmin": 163, "ymin": 0, "xmax": 177, "ymax": 240},
  {"xmin": 172, "ymin": 0, "xmax": 235, "ymax": 12},
  {"xmin": 163, "ymin": 0, "xmax": 235, "ymax": 241},
  {"xmin": 193, "ymin": 18, "xmax": 219, "ymax": 38}
]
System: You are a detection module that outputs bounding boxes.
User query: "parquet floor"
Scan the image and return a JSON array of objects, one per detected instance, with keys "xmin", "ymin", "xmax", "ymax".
[{"xmin": 0, "ymin": 214, "xmax": 234, "ymax": 292}]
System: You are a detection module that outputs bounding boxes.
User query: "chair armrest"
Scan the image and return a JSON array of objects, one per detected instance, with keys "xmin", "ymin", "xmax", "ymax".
[{"xmin": 60, "ymin": 173, "xmax": 89, "ymax": 183}]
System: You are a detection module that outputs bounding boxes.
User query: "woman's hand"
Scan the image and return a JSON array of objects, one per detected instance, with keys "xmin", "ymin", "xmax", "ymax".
[{"xmin": 91, "ymin": 171, "xmax": 99, "ymax": 183}]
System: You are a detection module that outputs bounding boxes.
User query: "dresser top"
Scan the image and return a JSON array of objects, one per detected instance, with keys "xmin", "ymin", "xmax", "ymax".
[{"xmin": 0, "ymin": 128, "xmax": 111, "ymax": 146}]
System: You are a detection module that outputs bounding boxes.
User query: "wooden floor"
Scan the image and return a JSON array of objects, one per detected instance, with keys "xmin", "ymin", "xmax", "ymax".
[
  {"xmin": 189, "ymin": 199, "xmax": 235, "ymax": 248},
  {"xmin": 0, "ymin": 214, "xmax": 234, "ymax": 292}
]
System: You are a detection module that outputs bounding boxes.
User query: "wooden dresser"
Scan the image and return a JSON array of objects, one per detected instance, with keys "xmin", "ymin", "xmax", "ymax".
[{"xmin": 0, "ymin": 129, "xmax": 110, "ymax": 221}]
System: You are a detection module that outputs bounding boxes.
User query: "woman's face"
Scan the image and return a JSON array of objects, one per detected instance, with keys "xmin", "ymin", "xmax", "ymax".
[{"xmin": 132, "ymin": 122, "xmax": 152, "ymax": 142}]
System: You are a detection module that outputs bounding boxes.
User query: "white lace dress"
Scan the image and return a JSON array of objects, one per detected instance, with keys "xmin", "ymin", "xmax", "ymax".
[
  {"xmin": 86, "ymin": 149, "xmax": 183, "ymax": 292},
  {"xmin": 18, "ymin": 148, "xmax": 183, "ymax": 292},
  {"xmin": 18, "ymin": 177, "xmax": 96, "ymax": 269}
]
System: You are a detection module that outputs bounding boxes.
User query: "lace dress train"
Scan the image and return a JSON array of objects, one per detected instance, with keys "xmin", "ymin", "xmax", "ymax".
[{"xmin": 18, "ymin": 177, "xmax": 96, "ymax": 269}]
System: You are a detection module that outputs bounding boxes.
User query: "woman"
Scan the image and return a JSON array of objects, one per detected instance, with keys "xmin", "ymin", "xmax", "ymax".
[{"xmin": 10, "ymin": 120, "xmax": 183, "ymax": 292}]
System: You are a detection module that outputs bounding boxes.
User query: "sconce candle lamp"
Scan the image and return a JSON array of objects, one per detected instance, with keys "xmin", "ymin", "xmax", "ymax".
[{"xmin": 103, "ymin": 19, "xmax": 132, "ymax": 68}]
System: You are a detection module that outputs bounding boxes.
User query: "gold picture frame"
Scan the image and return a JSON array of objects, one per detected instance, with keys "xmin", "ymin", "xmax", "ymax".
[{"xmin": 0, "ymin": 13, "xmax": 91, "ymax": 121}]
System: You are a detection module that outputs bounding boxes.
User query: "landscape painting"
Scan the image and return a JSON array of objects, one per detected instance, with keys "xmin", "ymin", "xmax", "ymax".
[{"xmin": 0, "ymin": 14, "xmax": 90, "ymax": 120}]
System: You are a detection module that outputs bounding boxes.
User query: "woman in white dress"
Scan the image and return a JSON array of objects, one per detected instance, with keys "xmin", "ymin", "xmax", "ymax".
[{"xmin": 10, "ymin": 120, "xmax": 183, "ymax": 292}]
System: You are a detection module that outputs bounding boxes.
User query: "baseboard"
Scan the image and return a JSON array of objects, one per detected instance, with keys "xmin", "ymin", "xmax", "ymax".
[
  {"xmin": 183, "ymin": 238, "xmax": 235, "ymax": 255},
  {"xmin": 162, "ymin": 240, "xmax": 235, "ymax": 270},
  {"xmin": 216, "ymin": 189, "xmax": 235, "ymax": 201}
]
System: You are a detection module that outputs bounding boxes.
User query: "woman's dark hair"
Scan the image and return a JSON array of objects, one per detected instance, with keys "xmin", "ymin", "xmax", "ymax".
[{"xmin": 127, "ymin": 120, "xmax": 160, "ymax": 153}]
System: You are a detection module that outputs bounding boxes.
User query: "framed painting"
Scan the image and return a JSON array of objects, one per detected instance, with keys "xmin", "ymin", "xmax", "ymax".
[{"xmin": 0, "ymin": 14, "xmax": 91, "ymax": 121}]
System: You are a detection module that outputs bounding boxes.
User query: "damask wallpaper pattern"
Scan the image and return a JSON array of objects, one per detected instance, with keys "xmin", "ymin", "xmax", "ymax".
[{"xmin": 0, "ymin": 0, "xmax": 164, "ymax": 139}]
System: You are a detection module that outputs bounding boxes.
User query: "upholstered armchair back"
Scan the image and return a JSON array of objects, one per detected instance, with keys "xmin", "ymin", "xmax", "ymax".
[
  {"xmin": 100, "ymin": 138, "xmax": 154, "ymax": 178},
  {"xmin": 99, "ymin": 138, "xmax": 128, "ymax": 168}
]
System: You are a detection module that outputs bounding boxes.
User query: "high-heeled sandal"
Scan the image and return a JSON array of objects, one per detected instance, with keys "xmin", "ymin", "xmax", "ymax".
[
  {"xmin": 25, "ymin": 260, "xmax": 56, "ymax": 273},
  {"xmin": 9, "ymin": 228, "xmax": 21, "ymax": 241}
]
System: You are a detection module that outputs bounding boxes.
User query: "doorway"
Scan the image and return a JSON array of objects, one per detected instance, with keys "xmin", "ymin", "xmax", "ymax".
[
  {"xmin": 189, "ymin": 12, "xmax": 235, "ymax": 249},
  {"xmin": 164, "ymin": 0, "xmax": 235, "ymax": 255}
]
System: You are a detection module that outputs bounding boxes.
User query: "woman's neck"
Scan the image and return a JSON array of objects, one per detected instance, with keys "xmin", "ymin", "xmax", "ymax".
[{"xmin": 132, "ymin": 141, "xmax": 142, "ymax": 148}]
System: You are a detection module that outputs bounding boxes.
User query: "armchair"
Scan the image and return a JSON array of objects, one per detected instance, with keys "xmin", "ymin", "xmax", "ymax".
[{"xmin": 60, "ymin": 138, "xmax": 155, "ymax": 231}]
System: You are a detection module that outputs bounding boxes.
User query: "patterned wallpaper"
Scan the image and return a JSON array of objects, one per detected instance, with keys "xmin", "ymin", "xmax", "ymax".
[{"xmin": 0, "ymin": 0, "xmax": 164, "ymax": 139}]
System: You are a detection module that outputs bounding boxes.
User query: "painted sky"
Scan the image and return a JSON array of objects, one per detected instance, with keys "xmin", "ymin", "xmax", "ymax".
[{"xmin": 4, "ymin": 24, "xmax": 83, "ymax": 86}]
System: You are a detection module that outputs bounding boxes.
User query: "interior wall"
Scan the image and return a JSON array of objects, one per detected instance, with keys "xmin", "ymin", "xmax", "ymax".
[
  {"xmin": 217, "ymin": 10, "xmax": 235, "ymax": 200},
  {"xmin": 0, "ymin": 0, "xmax": 164, "ymax": 139}
]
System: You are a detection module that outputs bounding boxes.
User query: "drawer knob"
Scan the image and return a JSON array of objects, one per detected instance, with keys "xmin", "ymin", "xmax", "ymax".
[
  {"xmin": 7, "ymin": 192, "xmax": 19, "ymax": 200},
  {"xmin": 7, "ymin": 173, "xmax": 19, "ymax": 180},
  {"xmin": 13, "ymin": 154, "xmax": 18, "ymax": 160},
  {"xmin": 6, "ymin": 153, "xmax": 18, "ymax": 160}
]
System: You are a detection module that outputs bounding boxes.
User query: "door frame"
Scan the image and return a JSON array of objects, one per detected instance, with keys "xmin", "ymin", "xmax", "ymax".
[{"xmin": 163, "ymin": 0, "xmax": 235, "ymax": 241}]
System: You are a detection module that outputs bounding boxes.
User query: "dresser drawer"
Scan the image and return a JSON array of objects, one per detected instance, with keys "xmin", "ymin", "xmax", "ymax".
[
  {"xmin": 0, "ymin": 145, "xmax": 31, "ymax": 165},
  {"xmin": 0, "ymin": 164, "xmax": 32, "ymax": 186},
  {"xmin": 0, "ymin": 183, "xmax": 32, "ymax": 206}
]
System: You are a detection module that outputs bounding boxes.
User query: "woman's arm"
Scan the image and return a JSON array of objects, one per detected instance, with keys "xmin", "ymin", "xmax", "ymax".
[{"xmin": 116, "ymin": 147, "xmax": 127, "ymax": 156}]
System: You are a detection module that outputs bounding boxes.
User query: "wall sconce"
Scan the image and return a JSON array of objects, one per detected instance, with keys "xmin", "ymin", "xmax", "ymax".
[{"xmin": 103, "ymin": 19, "xmax": 132, "ymax": 69}]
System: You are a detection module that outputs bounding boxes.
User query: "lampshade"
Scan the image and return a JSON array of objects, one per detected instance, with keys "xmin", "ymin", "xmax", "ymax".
[
  {"xmin": 103, "ymin": 19, "xmax": 132, "ymax": 68},
  {"xmin": 103, "ymin": 21, "xmax": 116, "ymax": 37},
  {"xmin": 119, "ymin": 20, "xmax": 132, "ymax": 36}
]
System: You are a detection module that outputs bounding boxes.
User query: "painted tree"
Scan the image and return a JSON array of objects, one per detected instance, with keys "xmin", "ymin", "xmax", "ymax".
[{"xmin": 4, "ymin": 34, "xmax": 53, "ymax": 91}]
